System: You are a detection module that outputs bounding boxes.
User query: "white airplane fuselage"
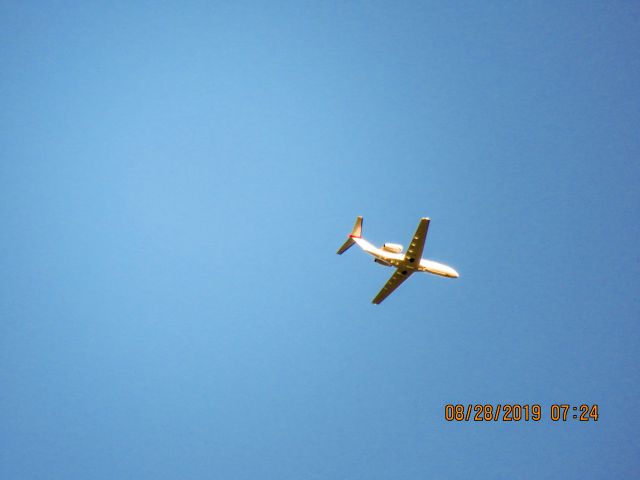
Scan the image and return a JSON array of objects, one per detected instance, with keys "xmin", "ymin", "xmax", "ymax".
[
  {"xmin": 337, "ymin": 216, "xmax": 458, "ymax": 303},
  {"xmin": 352, "ymin": 237, "xmax": 459, "ymax": 278}
]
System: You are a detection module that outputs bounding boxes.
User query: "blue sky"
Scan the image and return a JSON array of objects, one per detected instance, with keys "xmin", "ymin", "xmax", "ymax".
[{"xmin": 1, "ymin": 1, "xmax": 639, "ymax": 478}]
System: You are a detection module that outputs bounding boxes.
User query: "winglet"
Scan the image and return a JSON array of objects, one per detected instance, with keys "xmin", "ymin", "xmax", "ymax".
[{"xmin": 337, "ymin": 216, "xmax": 363, "ymax": 254}]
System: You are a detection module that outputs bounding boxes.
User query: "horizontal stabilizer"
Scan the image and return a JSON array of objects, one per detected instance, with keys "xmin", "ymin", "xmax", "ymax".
[
  {"xmin": 337, "ymin": 237, "xmax": 355, "ymax": 255},
  {"xmin": 336, "ymin": 216, "xmax": 363, "ymax": 255}
]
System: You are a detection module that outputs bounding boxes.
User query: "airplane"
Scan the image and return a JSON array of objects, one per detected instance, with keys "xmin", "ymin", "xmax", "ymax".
[{"xmin": 337, "ymin": 216, "xmax": 459, "ymax": 304}]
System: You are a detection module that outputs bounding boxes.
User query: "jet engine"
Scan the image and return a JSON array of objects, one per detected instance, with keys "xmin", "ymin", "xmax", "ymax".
[{"xmin": 382, "ymin": 243, "xmax": 403, "ymax": 253}]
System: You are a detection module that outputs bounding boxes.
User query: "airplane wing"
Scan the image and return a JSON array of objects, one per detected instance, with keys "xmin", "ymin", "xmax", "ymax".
[
  {"xmin": 404, "ymin": 217, "xmax": 430, "ymax": 265},
  {"xmin": 372, "ymin": 268, "xmax": 413, "ymax": 304}
]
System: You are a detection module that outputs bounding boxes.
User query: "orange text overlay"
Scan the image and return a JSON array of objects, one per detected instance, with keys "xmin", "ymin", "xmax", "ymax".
[{"xmin": 444, "ymin": 404, "xmax": 599, "ymax": 422}]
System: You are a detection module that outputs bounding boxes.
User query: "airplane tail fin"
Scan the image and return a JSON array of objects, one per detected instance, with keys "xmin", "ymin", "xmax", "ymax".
[{"xmin": 336, "ymin": 216, "xmax": 363, "ymax": 255}]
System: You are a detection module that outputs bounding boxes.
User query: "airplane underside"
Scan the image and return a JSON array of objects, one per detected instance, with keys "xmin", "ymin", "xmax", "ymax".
[
  {"xmin": 337, "ymin": 216, "xmax": 458, "ymax": 304},
  {"xmin": 372, "ymin": 253, "xmax": 458, "ymax": 278}
]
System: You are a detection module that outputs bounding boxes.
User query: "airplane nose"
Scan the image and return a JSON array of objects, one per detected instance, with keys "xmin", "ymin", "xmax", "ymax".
[{"xmin": 450, "ymin": 268, "xmax": 459, "ymax": 278}]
